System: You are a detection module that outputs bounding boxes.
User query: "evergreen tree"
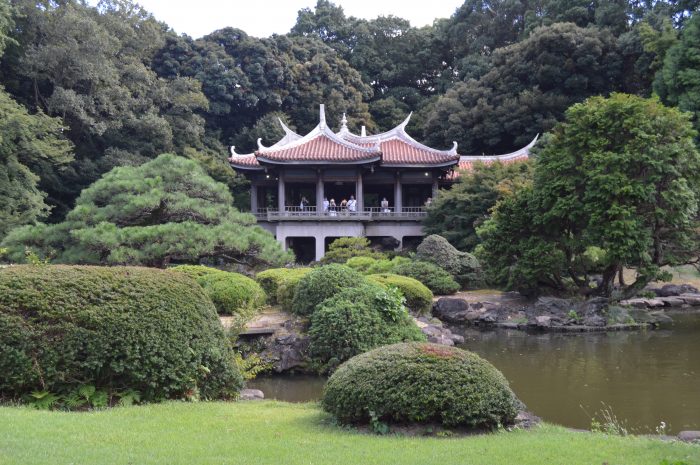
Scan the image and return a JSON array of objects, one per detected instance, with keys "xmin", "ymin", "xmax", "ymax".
[{"xmin": 2, "ymin": 154, "xmax": 292, "ymax": 268}]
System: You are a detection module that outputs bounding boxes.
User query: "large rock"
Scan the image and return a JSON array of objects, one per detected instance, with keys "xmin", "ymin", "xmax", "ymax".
[
  {"xmin": 263, "ymin": 333, "xmax": 310, "ymax": 373},
  {"xmin": 678, "ymin": 431, "xmax": 700, "ymax": 443},
  {"xmin": 240, "ymin": 389, "xmax": 264, "ymax": 400},
  {"xmin": 679, "ymin": 293, "xmax": 700, "ymax": 306},
  {"xmin": 533, "ymin": 297, "xmax": 573, "ymax": 314},
  {"xmin": 659, "ymin": 296, "xmax": 685, "ymax": 307},
  {"xmin": 432, "ymin": 298, "xmax": 472, "ymax": 323},
  {"xmin": 656, "ymin": 284, "xmax": 699, "ymax": 297},
  {"xmin": 582, "ymin": 314, "xmax": 607, "ymax": 327}
]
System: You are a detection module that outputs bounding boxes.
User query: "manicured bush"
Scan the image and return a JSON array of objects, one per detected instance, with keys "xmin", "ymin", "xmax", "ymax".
[
  {"xmin": 172, "ymin": 265, "xmax": 266, "ymax": 316},
  {"xmin": 322, "ymin": 342, "xmax": 519, "ymax": 428},
  {"xmin": 367, "ymin": 273, "xmax": 433, "ymax": 314},
  {"xmin": 291, "ymin": 264, "xmax": 366, "ymax": 316},
  {"xmin": 308, "ymin": 284, "xmax": 425, "ymax": 373},
  {"xmin": 320, "ymin": 237, "xmax": 385, "ymax": 264},
  {"xmin": 392, "ymin": 260, "xmax": 460, "ymax": 295},
  {"xmin": 0, "ymin": 265, "xmax": 242, "ymax": 402},
  {"xmin": 345, "ymin": 256, "xmax": 411, "ymax": 275},
  {"xmin": 256, "ymin": 268, "xmax": 311, "ymax": 305},
  {"xmin": 416, "ymin": 234, "xmax": 482, "ymax": 287}
]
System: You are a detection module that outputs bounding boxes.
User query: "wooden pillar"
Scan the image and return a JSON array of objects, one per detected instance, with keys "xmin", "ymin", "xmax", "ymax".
[
  {"xmin": 432, "ymin": 177, "xmax": 439, "ymax": 199},
  {"xmin": 394, "ymin": 171, "xmax": 402, "ymax": 213},
  {"xmin": 356, "ymin": 170, "xmax": 364, "ymax": 212},
  {"xmin": 277, "ymin": 172, "xmax": 285, "ymax": 213},
  {"xmin": 316, "ymin": 170, "xmax": 324, "ymax": 212}
]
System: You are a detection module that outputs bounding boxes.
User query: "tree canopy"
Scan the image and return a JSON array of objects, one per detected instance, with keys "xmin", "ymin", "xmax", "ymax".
[
  {"xmin": 476, "ymin": 93, "xmax": 700, "ymax": 297},
  {"xmin": 1, "ymin": 154, "xmax": 292, "ymax": 268}
]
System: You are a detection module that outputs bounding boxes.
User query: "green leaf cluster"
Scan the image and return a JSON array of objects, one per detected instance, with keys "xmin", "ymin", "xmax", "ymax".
[{"xmin": 0, "ymin": 265, "xmax": 242, "ymax": 402}]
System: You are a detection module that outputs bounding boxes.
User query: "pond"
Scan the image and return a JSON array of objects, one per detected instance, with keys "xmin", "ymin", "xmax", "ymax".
[{"xmin": 247, "ymin": 311, "xmax": 700, "ymax": 434}]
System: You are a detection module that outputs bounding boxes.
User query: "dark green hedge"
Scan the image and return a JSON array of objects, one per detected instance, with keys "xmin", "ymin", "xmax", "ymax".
[
  {"xmin": 322, "ymin": 342, "xmax": 519, "ymax": 429},
  {"xmin": 392, "ymin": 260, "xmax": 460, "ymax": 295},
  {"xmin": 255, "ymin": 268, "xmax": 311, "ymax": 305},
  {"xmin": 0, "ymin": 265, "xmax": 242, "ymax": 401},
  {"xmin": 291, "ymin": 264, "xmax": 365, "ymax": 316},
  {"xmin": 308, "ymin": 284, "xmax": 425, "ymax": 373},
  {"xmin": 367, "ymin": 273, "xmax": 433, "ymax": 314},
  {"xmin": 172, "ymin": 265, "xmax": 266, "ymax": 315}
]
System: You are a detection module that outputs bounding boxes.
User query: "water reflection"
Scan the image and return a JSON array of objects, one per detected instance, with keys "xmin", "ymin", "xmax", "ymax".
[{"xmin": 247, "ymin": 312, "xmax": 700, "ymax": 434}]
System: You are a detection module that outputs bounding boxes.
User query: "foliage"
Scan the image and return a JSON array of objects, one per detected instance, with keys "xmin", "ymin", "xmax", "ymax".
[
  {"xmin": 320, "ymin": 237, "xmax": 385, "ymax": 264},
  {"xmin": 291, "ymin": 264, "xmax": 366, "ymax": 316},
  {"xmin": 424, "ymin": 161, "xmax": 533, "ymax": 251},
  {"xmin": 255, "ymin": 267, "xmax": 312, "ymax": 305},
  {"xmin": 308, "ymin": 284, "xmax": 425, "ymax": 373},
  {"xmin": 0, "ymin": 88, "xmax": 73, "ymax": 239},
  {"xmin": 415, "ymin": 234, "xmax": 482, "ymax": 287},
  {"xmin": 322, "ymin": 342, "xmax": 519, "ymax": 428},
  {"xmin": 477, "ymin": 93, "xmax": 700, "ymax": 297},
  {"xmin": 1, "ymin": 154, "xmax": 291, "ymax": 268},
  {"xmin": 392, "ymin": 260, "xmax": 460, "ymax": 295},
  {"xmin": 277, "ymin": 272, "xmax": 312, "ymax": 312},
  {"xmin": 345, "ymin": 256, "xmax": 410, "ymax": 274},
  {"xmin": 367, "ymin": 273, "xmax": 433, "ymax": 315},
  {"xmin": 172, "ymin": 265, "xmax": 265, "ymax": 334},
  {"xmin": 424, "ymin": 23, "xmax": 622, "ymax": 154},
  {"xmin": 232, "ymin": 352, "xmax": 273, "ymax": 381},
  {"xmin": 0, "ymin": 265, "xmax": 242, "ymax": 402},
  {"xmin": 656, "ymin": 13, "xmax": 700, "ymax": 137}
]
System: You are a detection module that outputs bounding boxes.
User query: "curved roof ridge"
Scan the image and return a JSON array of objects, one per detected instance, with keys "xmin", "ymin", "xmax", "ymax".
[
  {"xmin": 259, "ymin": 122, "xmax": 380, "ymax": 155},
  {"xmin": 458, "ymin": 134, "xmax": 539, "ymax": 162}
]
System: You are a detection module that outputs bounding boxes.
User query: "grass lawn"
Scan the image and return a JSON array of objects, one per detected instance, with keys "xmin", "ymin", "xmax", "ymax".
[{"xmin": 1, "ymin": 401, "xmax": 698, "ymax": 465}]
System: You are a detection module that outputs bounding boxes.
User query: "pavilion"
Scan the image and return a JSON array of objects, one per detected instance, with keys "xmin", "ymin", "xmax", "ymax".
[{"xmin": 229, "ymin": 105, "xmax": 536, "ymax": 262}]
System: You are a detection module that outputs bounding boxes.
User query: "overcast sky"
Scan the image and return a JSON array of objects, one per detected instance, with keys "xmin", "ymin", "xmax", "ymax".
[{"xmin": 114, "ymin": 0, "xmax": 464, "ymax": 39}]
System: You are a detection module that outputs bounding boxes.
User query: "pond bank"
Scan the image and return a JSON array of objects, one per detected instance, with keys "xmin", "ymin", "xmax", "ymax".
[{"xmin": 246, "ymin": 312, "xmax": 700, "ymax": 435}]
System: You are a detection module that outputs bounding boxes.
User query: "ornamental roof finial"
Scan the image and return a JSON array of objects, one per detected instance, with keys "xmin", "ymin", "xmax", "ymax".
[
  {"xmin": 319, "ymin": 104, "xmax": 326, "ymax": 128},
  {"xmin": 361, "ymin": 125, "xmax": 366, "ymax": 137},
  {"xmin": 340, "ymin": 112, "xmax": 348, "ymax": 132}
]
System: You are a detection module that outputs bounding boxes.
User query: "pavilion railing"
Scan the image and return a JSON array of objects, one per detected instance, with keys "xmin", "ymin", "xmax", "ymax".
[{"xmin": 253, "ymin": 206, "xmax": 427, "ymax": 220}]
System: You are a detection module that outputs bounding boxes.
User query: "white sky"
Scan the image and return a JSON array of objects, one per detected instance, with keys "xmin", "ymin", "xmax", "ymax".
[{"xmin": 118, "ymin": 0, "xmax": 464, "ymax": 38}]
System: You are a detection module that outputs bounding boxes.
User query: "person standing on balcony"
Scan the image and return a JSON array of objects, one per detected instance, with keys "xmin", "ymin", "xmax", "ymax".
[
  {"xmin": 425, "ymin": 197, "xmax": 432, "ymax": 207},
  {"xmin": 323, "ymin": 197, "xmax": 329, "ymax": 213},
  {"xmin": 300, "ymin": 196, "xmax": 309, "ymax": 211},
  {"xmin": 329, "ymin": 198, "xmax": 337, "ymax": 216},
  {"xmin": 340, "ymin": 198, "xmax": 348, "ymax": 214},
  {"xmin": 347, "ymin": 195, "xmax": 356, "ymax": 213},
  {"xmin": 381, "ymin": 197, "xmax": 389, "ymax": 213}
]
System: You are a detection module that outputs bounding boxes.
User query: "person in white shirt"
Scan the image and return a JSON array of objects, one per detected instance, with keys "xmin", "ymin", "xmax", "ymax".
[
  {"xmin": 322, "ymin": 197, "xmax": 329, "ymax": 213},
  {"xmin": 347, "ymin": 195, "xmax": 356, "ymax": 212}
]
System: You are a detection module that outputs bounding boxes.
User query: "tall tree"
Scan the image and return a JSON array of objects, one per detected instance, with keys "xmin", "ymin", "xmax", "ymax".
[
  {"xmin": 655, "ymin": 12, "xmax": 700, "ymax": 137},
  {"xmin": 477, "ymin": 93, "xmax": 700, "ymax": 297},
  {"xmin": 424, "ymin": 161, "xmax": 533, "ymax": 251},
  {"xmin": 1, "ymin": 154, "xmax": 292, "ymax": 268},
  {"xmin": 423, "ymin": 23, "xmax": 622, "ymax": 154}
]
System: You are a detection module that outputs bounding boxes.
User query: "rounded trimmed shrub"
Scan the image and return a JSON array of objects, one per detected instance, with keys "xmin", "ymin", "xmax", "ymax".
[
  {"xmin": 345, "ymin": 256, "xmax": 411, "ymax": 275},
  {"xmin": 291, "ymin": 264, "xmax": 366, "ymax": 316},
  {"xmin": 416, "ymin": 234, "xmax": 482, "ymax": 287},
  {"xmin": 392, "ymin": 260, "xmax": 460, "ymax": 295},
  {"xmin": 322, "ymin": 342, "xmax": 519, "ymax": 428},
  {"xmin": 172, "ymin": 265, "xmax": 265, "ymax": 315},
  {"xmin": 367, "ymin": 273, "xmax": 433, "ymax": 314},
  {"xmin": 255, "ymin": 268, "xmax": 311, "ymax": 305},
  {"xmin": 277, "ymin": 272, "xmax": 310, "ymax": 312},
  {"xmin": 0, "ymin": 265, "xmax": 242, "ymax": 401},
  {"xmin": 309, "ymin": 284, "xmax": 425, "ymax": 373}
]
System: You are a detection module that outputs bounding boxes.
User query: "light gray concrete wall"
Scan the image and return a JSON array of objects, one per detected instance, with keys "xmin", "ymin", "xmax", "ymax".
[{"xmin": 258, "ymin": 220, "xmax": 424, "ymax": 261}]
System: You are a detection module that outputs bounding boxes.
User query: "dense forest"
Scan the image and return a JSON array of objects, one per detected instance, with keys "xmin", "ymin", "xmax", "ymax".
[{"xmin": 1, "ymin": 0, "xmax": 699, "ymax": 235}]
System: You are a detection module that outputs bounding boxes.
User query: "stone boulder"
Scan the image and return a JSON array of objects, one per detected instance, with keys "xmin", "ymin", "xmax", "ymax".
[
  {"xmin": 432, "ymin": 298, "xmax": 473, "ymax": 323},
  {"xmin": 678, "ymin": 431, "xmax": 700, "ymax": 443},
  {"xmin": 656, "ymin": 284, "xmax": 699, "ymax": 297},
  {"xmin": 240, "ymin": 389, "xmax": 264, "ymax": 400}
]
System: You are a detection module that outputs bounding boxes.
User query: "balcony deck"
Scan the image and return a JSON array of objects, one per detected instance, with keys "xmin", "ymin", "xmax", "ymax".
[{"xmin": 253, "ymin": 206, "xmax": 427, "ymax": 222}]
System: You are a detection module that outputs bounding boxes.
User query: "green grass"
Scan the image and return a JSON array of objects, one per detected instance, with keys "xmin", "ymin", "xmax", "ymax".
[{"xmin": 1, "ymin": 402, "xmax": 698, "ymax": 465}]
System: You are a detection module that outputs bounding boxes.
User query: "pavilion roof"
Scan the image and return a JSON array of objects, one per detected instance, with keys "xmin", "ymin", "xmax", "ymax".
[{"xmin": 228, "ymin": 105, "xmax": 537, "ymax": 172}]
